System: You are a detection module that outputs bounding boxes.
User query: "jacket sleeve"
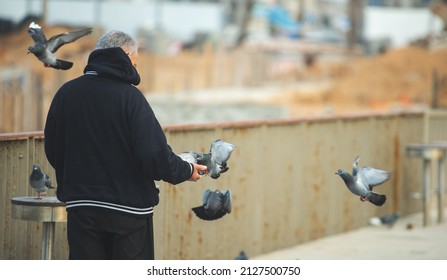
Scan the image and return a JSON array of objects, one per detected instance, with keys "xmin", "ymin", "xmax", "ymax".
[{"xmin": 128, "ymin": 90, "xmax": 192, "ymax": 185}]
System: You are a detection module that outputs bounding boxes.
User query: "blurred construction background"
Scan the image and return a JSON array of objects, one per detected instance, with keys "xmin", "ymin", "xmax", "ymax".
[
  {"xmin": 1, "ymin": 0, "xmax": 447, "ymax": 260},
  {"xmin": 1, "ymin": 0, "xmax": 447, "ymax": 131}
]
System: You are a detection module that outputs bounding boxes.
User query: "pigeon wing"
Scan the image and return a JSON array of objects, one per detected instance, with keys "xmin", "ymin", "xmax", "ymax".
[
  {"xmin": 210, "ymin": 139, "xmax": 235, "ymax": 164},
  {"xmin": 28, "ymin": 25, "xmax": 47, "ymax": 43},
  {"xmin": 352, "ymin": 155, "xmax": 360, "ymax": 176},
  {"xmin": 359, "ymin": 167, "xmax": 391, "ymax": 188},
  {"xmin": 202, "ymin": 189, "xmax": 212, "ymax": 205},
  {"xmin": 44, "ymin": 173, "xmax": 54, "ymax": 189},
  {"xmin": 223, "ymin": 190, "xmax": 232, "ymax": 214},
  {"xmin": 192, "ymin": 206, "xmax": 210, "ymax": 220},
  {"xmin": 47, "ymin": 28, "xmax": 93, "ymax": 53},
  {"xmin": 204, "ymin": 191, "xmax": 222, "ymax": 212},
  {"xmin": 204, "ymin": 211, "xmax": 227, "ymax": 220},
  {"xmin": 178, "ymin": 152, "xmax": 199, "ymax": 164}
]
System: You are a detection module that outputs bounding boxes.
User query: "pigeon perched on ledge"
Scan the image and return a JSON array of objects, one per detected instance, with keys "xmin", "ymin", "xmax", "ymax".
[
  {"xmin": 29, "ymin": 163, "xmax": 55, "ymax": 199},
  {"xmin": 335, "ymin": 156, "xmax": 391, "ymax": 206},
  {"xmin": 192, "ymin": 188, "xmax": 232, "ymax": 221},
  {"xmin": 178, "ymin": 139, "xmax": 236, "ymax": 179},
  {"xmin": 27, "ymin": 21, "xmax": 92, "ymax": 70}
]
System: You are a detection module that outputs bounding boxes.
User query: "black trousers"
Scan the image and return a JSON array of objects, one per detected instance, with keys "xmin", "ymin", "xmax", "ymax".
[{"xmin": 67, "ymin": 207, "xmax": 154, "ymax": 260}]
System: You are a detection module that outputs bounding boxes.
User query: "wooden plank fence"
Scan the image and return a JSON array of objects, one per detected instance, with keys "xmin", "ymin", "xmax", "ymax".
[{"xmin": 2, "ymin": 110, "xmax": 446, "ymax": 259}]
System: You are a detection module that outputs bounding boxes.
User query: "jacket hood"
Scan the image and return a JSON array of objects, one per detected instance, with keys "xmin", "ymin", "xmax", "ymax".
[{"xmin": 84, "ymin": 47, "xmax": 141, "ymax": 85}]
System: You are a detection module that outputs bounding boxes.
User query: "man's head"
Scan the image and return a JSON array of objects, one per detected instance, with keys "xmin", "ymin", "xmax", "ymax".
[{"xmin": 95, "ymin": 30, "xmax": 138, "ymax": 67}]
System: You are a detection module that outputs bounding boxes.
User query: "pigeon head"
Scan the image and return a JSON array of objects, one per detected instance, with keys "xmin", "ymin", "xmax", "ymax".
[
  {"xmin": 28, "ymin": 45, "xmax": 44, "ymax": 55},
  {"xmin": 335, "ymin": 169, "xmax": 354, "ymax": 184},
  {"xmin": 32, "ymin": 163, "xmax": 41, "ymax": 172},
  {"xmin": 30, "ymin": 163, "xmax": 44, "ymax": 182},
  {"xmin": 334, "ymin": 169, "xmax": 344, "ymax": 175}
]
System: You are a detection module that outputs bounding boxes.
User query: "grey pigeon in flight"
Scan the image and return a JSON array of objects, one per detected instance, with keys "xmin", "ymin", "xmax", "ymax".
[
  {"xmin": 27, "ymin": 21, "xmax": 92, "ymax": 70},
  {"xmin": 29, "ymin": 163, "xmax": 55, "ymax": 199},
  {"xmin": 335, "ymin": 156, "xmax": 391, "ymax": 206},
  {"xmin": 192, "ymin": 188, "xmax": 232, "ymax": 221},
  {"xmin": 178, "ymin": 139, "xmax": 236, "ymax": 179}
]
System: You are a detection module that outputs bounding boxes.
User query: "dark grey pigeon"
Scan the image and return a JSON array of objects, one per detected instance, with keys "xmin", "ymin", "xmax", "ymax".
[
  {"xmin": 335, "ymin": 156, "xmax": 391, "ymax": 206},
  {"xmin": 234, "ymin": 250, "xmax": 249, "ymax": 260},
  {"xmin": 369, "ymin": 212, "xmax": 400, "ymax": 227},
  {"xmin": 178, "ymin": 139, "xmax": 235, "ymax": 179},
  {"xmin": 27, "ymin": 21, "xmax": 92, "ymax": 70},
  {"xmin": 192, "ymin": 189, "xmax": 232, "ymax": 221},
  {"xmin": 29, "ymin": 163, "xmax": 55, "ymax": 199}
]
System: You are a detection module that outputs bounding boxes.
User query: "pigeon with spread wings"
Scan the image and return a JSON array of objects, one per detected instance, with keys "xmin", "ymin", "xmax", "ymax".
[
  {"xmin": 335, "ymin": 156, "xmax": 391, "ymax": 206},
  {"xmin": 178, "ymin": 139, "xmax": 235, "ymax": 179},
  {"xmin": 192, "ymin": 188, "xmax": 232, "ymax": 221},
  {"xmin": 27, "ymin": 22, "xmax": 92, "ymax": 70}
]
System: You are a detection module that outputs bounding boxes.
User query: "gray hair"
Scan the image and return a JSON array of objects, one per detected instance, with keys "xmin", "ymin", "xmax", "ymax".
[{"xmin": 94, "ymin": 30, "xmax": 138, "ymax": 55}]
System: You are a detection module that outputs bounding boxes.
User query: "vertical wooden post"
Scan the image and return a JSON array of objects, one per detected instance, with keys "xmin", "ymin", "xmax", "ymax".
[{"xmin": 347, "ymin": 0, "xmax": 364, "ymax": 53}]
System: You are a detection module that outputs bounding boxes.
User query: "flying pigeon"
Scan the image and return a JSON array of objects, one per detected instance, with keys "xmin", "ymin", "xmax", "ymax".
[
  {"xmin": 369, "ymin": 212, "xmax": 400, "ymax": 227},
  {"xmin": 178, "ymin": 139, "xmax": 236, "ymax": 179},
  {"xmin": 27, "ymin": 21, "xmax": 92, "ymax": 70},
  {"xmin": 192, "ymin": 188, "xmax": 232, "ymax": 221},
  {"xmin": 29, "ymin": 163, "xmax": 55, "ymax": 199},
  {"xmin": 335, "ymin": 156, "xmax": 391, "ymax": 206}
]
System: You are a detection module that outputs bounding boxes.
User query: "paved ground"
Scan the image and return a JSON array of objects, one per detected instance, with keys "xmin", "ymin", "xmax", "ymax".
[{"xmin": 253, "ymin": 208, "xmax": 447, "ymax": 260}]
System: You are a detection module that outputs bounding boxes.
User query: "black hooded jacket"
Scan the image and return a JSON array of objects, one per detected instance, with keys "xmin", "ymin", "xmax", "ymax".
[{"xmin": 44, "ymin": 47, "xmax": 193, "ymax": 216}]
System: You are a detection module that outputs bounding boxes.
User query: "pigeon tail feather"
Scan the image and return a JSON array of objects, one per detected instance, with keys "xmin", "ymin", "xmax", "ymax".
[
  {"xmin": 368, "ymin": 193, "xmax": 386, "ymax": 206},
  {"xmin": 53, "ymin": 59, "xmax": 73, "ymax": 70},
  {"xmin": 191, "ymin": 206, "xmax": 227, "ymax": 221}
]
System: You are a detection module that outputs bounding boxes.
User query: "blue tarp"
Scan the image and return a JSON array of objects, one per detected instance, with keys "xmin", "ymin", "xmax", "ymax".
[{"xmin": 267, "ymin": 4, "xmax": 301, "ymax": 38}]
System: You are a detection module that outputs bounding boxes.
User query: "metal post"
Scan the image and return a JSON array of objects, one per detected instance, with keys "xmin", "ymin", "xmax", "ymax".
[
  {"xmin": 41, "ymin": 222, "xmax": 55, "ymax": 260},
  {"xmin": 407, "ymin": 143, "xmax": 447, "ymax": 227},
  {"xmin": 11, "ymin": 197, "xmax": 66, "ymax": 260},
  {"xmin": 42, "ymin": 0, "xmax": 48, "ymax": 25},
  {"xmin": 438, "ymin": 156, "xmax": 445, "ymax": 223},
  {"xmin": 423, "ymin": 159, "xmax": 431, "ymax": 227}
]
